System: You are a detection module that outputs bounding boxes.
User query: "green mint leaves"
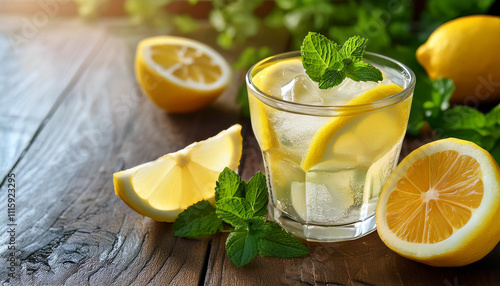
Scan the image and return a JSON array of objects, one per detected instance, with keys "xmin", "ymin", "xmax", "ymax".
[
  {"xmin": 301, "ymin": 32, "xmax": 382, "ymax": 89},
  {"xmin": 173, "ymin": 200, "xmax": 223, "ymax": 238},
  {"xmin": 173, "ymin": 167, "xmax": 308, "ymax": 268},
  {"xmin": 300, "ymin": 32, "xmax": 339, "ymax": 82}
]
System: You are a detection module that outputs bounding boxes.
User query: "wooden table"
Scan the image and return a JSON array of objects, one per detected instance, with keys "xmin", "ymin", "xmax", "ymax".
[{"xmin": 1, "ymin": 16, "xmax": 499, "ymax": 285}]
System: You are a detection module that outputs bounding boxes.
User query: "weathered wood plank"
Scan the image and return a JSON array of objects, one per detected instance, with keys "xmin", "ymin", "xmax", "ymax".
[
  {"xmin": 0, "ymin": 16, "xmax": 105, "ymax": 181},
  {"xmin": 0, "ymin": 21, "xmax": 244, "ymax": 285}
]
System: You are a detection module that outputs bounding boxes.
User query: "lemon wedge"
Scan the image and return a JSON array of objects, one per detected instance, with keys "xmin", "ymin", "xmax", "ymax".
[
  {"xmin": 376, "ymin": 138, "xmax": 500, "ymax": 266},
  {"xmin": 113, "ymin": 124, "xmax": 242, "ymax": 222},
  {"xmin": 301, "ymin": 83, "xmax": 404, "ymax": 171},
  {"xmin": 135, "ymin": 36, "xmax": 231, "ymax": 113}
]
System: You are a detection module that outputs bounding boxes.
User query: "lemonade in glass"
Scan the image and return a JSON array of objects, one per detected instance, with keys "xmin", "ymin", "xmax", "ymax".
[{"xmin": 246, "ymin": 51, "xmax": 415, "ymax": 242}]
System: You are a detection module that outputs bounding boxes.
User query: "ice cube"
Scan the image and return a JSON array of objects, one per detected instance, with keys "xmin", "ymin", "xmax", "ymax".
[
  {"xmin": 300, "ymin": 160, "xmax": 365, "ymax": 224},
  {"xmin": 320, "ymin": 78, "xmax": 394, "ymax": 105},
  {"xmin": 264, "ymin": 149, "xmax": 306, "ymax": 221},
  {"xmin": 272, "ymin": 112, "xmax": 330, "ymax": 158},
  {"xmin": 281, "ymin": 75, "xmax": 324, "ymax": 104}
]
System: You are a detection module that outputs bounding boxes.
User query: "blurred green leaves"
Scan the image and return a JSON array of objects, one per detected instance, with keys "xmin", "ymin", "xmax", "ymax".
[
  {"xmin": 267, "ymin": 0, "xmax": 337, "ymax": 48},
  {"xmin": 125, "ymin": 0, "xmax": 172, "ymax": 27},
  {"xmin": 234, "ymin": 47, "xmax": 274, "ymax": 117},
  {"xmin": 173, "ymin": 15, "xmax": 199, "ymax": 34},
  {"xmin": 407, "ymin": 77, "xmax": 500, "ymax": 163},
  {"xmin": 209, "ymin": 0, "xmax": 264, "ymax": 49},
  {"xmin": 418, "ymin": 0, "xmax": 496, "ymax": 40},
  {"xmin": 76, "ymin": 0, "xmax": 110, "ymax": 18},
  {"xmin": 233, "ymin": 47, "xmax": 273, "ymax": 70},
  {"xmin": 407, "ymin": 78, "xmax": 454, "ymax": 135}
]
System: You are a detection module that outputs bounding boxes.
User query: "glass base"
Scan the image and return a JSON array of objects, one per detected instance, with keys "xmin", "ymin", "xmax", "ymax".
[{"xmin": 268, "ymin": 204, "xmax": 377, "ymax": 242}]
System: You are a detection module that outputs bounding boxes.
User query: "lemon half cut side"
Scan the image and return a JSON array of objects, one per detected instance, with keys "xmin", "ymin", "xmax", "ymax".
[
  {"xmin": 135, "ymin": 36, "xmax": 231, "ymax": 113},
  {"xmin": 376, "ymin": 138, "xmax": 500, "ymax": 267}
]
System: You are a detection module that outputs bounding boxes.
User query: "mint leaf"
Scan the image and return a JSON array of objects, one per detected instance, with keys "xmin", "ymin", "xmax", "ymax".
[
  {"xmin": 259, "ymin": 222, "xmax": 309, "ymax": 258},
  {"xmin": 438, "ymin": 105, "xmax": 487, "ymax": 132},
  {"xmin": 486, "ymin": 104, "xmax": 500, "ymax": 127},
  {"xmin": 301, "ymin": 32, "xmax": 382, "ymax": 88},
  {"xmin": 421, "ymin": 82, "xmax": 500, "ymax": 163},
  {"xmin": 173, "ymin": 200, "xmax": 223, "ymax": 238},
  {"xmin": 431, "ymin": 105, "xmax": 492, "ymax": 149},
  {"xmin": 340, "ymin": 36, "xmax": 368, "ymax": 61},
  {"xmin": 346, "ymin": 61, "xmax": 383, "ymax": 82},
  {"xmin": 247, "ymin": 217, "xmax": 266, "ymax": 233},
  {"xmin": 215, "ymin": 167, "xmax": 245, "ymax": 202},
  {"xmin": 407, "ymin": 78, "xmax": 455, "ymax": 135},
  {"xmin": 216, "ymin": 197, "xmax": 253, "ymax": 228},
  {"xmin": 319, "ymin": 64, "xmax": 346, "ymax": 89},
  {"xmin": 245, "ymin": 171, "xmax": 268, "ymax": 217},
  {"xmin": 489, "ymin": 141, "xmax": 500, "ymax": 164},
  {"xmin": 300, "ymin": 32, "xmax": 339, "ymax": 81},
  {"xmin": 175, "ymin": 168, "xmax": 309, "ymax": 268},
  {"xmin": 226, "ymin": 231, "xmax": 259, "ymax": 268}
]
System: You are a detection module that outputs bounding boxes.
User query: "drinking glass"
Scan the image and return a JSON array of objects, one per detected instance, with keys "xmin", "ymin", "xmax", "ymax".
[{"xmin": 246, "ymin": 51, "xmax": 415, "ymax": 242}]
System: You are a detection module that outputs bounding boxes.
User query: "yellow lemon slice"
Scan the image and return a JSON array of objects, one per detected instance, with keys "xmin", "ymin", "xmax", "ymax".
[
  {"xmin": 113, "ymin": 124, "xmax": 242, "ymax": 222},
  {"xmin": 376, "ymin": 138, "xmax": 500, "ymax": 267},
  {"xmin": 301, "ymin": 83, "xmax": 404, "ymax": 171},
  {"xmin": 135, "ymin": 36, "xmax": 231, "ymax": 113},
  {"xmin": 248, "ymin": 59, "xmax": 303, "ymax": 150}
]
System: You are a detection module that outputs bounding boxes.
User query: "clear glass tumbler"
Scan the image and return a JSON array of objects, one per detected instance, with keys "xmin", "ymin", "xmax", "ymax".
[{"xmin": 246, "ymin": 51, "xmax": 415, "ymax": 242}]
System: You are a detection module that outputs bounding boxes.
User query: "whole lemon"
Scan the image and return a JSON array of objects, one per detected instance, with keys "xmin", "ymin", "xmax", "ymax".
[{"xmin": 416, "ymin": 15, "xmax": 500, "ymax": 103}]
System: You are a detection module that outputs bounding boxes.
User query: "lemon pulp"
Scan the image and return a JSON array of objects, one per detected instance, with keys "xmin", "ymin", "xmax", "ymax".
[{"xmin": 114, "ymin": 124, "xmax": 242, "ymax": 222}]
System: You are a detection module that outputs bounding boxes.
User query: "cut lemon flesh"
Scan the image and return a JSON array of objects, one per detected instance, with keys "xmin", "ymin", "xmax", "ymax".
[
  {"xmin": 301, "ymin": 83, "xmax": 404, "ymax": 171},
  {"xmin": 135, "ymin": 36, "xmax": 231, "ymax": 113},
  {"xmin": 114, "ymin": 124, "xmax": 242, "ymax": 222},
  {"xmin": 376, "ymin": 138, "xmax": 500, "ymax": 266}
]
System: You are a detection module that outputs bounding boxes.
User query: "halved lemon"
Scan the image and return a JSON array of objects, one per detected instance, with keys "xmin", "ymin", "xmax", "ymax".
[
  {"xmin": 301, "ymin": 83, "xmax": 405, "ymax": 171},
  {"xmin": 376, "ymin": 138, "xmax": 500, "ymax": 267},
  {"xmin": 135, "ymin": 36, "xmax": 231, "ymax": 113},
  {"xmin": 113, "ymin": 124, "xmax": 242, "ymax": 222}
]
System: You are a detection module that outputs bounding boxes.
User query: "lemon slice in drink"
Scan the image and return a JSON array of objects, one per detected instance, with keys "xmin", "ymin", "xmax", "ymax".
[
  {"xmin": 135, "ymin": 36, "xmax": 231, "ymax": 113},
  {"xmin": 300, "ymin": 83, "xmax": 405, "ymax": 171},
  {"xmin": 113, "ymin": 124, "xmax": 242, "ymax": 222},
  {"xmin": 376, "ymin": 138, "xmax": 500, "ymax": 266},
  {"xmin": 248, "ymin": 59, "xmax": 304, "ymax": 150}
]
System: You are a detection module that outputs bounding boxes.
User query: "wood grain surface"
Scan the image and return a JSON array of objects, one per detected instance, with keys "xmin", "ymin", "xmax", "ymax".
[{"xmin": 0, "ymin": 16, "xmax": 499, "ymax": 286}]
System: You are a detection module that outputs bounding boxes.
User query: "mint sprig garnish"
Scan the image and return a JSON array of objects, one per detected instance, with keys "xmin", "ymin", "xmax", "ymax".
[
  {"xmin": 301, "ymin": 32, "xmax": 383, "ymax": 89},
  {"xmin": 173, "ymin": 167, "xmax": 308, "ymax": 268},
  {"xmin": 173, "ymin": 201, "xmax": 223, "ymax": 238}
]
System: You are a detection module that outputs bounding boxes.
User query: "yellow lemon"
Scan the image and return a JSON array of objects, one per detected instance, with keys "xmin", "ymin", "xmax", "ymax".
[
  {"xmin": 416, "ymin": 15, "xmax": 500, "ymax": 103},
  {"xmin": 376, "ymin": 138, "xmax": 500, "ymax": 267},
  {"xmin": 135, "ymin": 36, "xmax": 231, "ymax": 113},
  {"xmin": 113, "ymin": 124, "xmax": 242, "ymax": 222},
  {"xmin": 247, "ymin": 58, "xmax": 304, "ymax": 151},
  {"xmin": 301, "ymin": 83, "xmax": 405, "ymax": 171}
]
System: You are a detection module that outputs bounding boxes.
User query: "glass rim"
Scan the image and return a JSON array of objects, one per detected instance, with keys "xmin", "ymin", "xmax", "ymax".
[{"xmin": 246, "ymin": 51, "xmax": 416, "ymax": 116}]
